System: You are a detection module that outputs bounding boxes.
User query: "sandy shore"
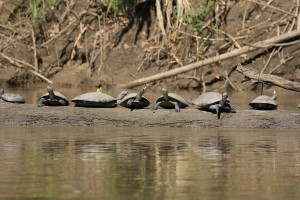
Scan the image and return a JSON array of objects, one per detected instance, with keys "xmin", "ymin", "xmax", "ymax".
[{"xmin": 1, "ymin": 101, "xmax": 299, "ymax": 129}]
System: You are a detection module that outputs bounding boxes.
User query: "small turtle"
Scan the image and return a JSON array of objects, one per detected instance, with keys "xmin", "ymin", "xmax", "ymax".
[
  {"xmin": 249, "ymin": 90, "xmax": 277, "ymax": 110},
  {"xmin": 118, "ymin": 86, "xmax": 150, "ymax": 110},
  {"xmin": 187, "ymin": 92, "xmax": 235, "ymax": 119},
  {"xmin": 38, "ymin": 86, "xmax": 69, "ymax": 107},
  {"xmin": 152, "ymin": 88, "xmax": 188, "ymax": 112},
  {"xmin": 0, "ymin": 87, "xmax": 26, "ymax": 104},
  {"xmin": 72, "ymin": 90, "xmax": 128, "ymax": 108}
]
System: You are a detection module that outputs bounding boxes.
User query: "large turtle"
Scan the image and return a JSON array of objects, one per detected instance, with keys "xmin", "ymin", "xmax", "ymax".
[
  {"xmin": 38, "ymin": 86, "xmax": 69, "ymax": 107},
  {"xmin": 249, "ymin": 90, "xmax": 277, "ymax": 110},
  {"xmin": 187, "ymin": 92, "xmax": 236, "ymax": 119},
  {"xmin": 72, "ymin": 90, "xmax": 128, "ymax": 108},
  {"xmin": 152, "ymin": 88, "xmax": 188, "ymax": 112},
  {"xmin": 118, "ymin": 86, "xmax": 150, "ymax": 110},
  {"xmin": 0, "ymin": 87, "xmax": 26, "ymax": 104}
]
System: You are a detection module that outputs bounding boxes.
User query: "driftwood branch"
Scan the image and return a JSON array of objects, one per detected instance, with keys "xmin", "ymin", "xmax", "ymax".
[
  {"xmin": 236, "ymin": 65, "xmax": 300, "ymax": 92},
  {"xmin": 119, "ymin": 29, "xmax": 300, "ymax": 88},
  {"xmin": 0, "ymin": 52, "xmax": 53, "ymax": 84}
]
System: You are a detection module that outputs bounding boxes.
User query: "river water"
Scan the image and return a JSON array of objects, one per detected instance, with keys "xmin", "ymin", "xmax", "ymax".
[{"xmin": 0, "ymin": 126, "xmax": 300, "ymax": 199}]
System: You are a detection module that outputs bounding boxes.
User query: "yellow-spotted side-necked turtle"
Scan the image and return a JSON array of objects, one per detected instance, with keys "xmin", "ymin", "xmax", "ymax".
[
  {"xmin": 118, "ymin": 86, "xmax": 150, "ymax": 110},
  {"xmin": 72, "ymin": 90, "xmax": 128, "ymax": 108},
  {"xmin": 187, "ymin": 92, "xmax": 235, "ymax": 119},
  {"xmin": 152, "ymin": 88, "xmax": 188, "ymax": 112},
  {"xmin": 38, "ymin": 86, "xmax": 69, "ymax": 107},
  {"xmin": 249, "ymin": 90, "xmax": 277, "ymax": 110},
  {"xmin": 0, "ymin": 87, "xmax": 25, "ymax": 103}
]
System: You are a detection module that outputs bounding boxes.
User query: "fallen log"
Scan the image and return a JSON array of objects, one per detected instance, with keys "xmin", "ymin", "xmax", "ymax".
[
  {"xmin": 236, "ymin": 65, "xmax": 300, "ymax": 92},
  {"xmin": 118, "ymin": 29, "xmax": 300, "ymax": 89}
]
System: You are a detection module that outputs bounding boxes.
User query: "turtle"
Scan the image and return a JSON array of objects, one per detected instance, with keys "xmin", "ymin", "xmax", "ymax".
[
  {"xmin": 72, "ymin": 90, "xmax": 128, "ymax": 108},
  {"xmin": 298, "ymin": 104, "xmax": 300, "ymax": 109},
  {"xmin": 38, "ymin": 86, "xmax": 69, "ymax": 107},
  {"xmin": 0, "ymin": 87, "xmax": 26, "ymax": 104},
  {"xmin": 187, "ymin": 91, "xmax": 236, "ymax": 119},
  {"xmin": 152, "ymin": 88, "xmax": 188, "ymax": 112},
  {"xmin": 249, "ymin": 90, "xmax": 277, "ymax": 110},
  {"xmin": 118, "ymin": 86, "xmax": 150, "ymax": 110}
]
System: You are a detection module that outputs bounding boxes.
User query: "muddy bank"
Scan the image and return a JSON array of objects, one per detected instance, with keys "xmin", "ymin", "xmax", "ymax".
[{"xmin": 1, "ymin": 101, "xmax": 299, "ymax": 129}]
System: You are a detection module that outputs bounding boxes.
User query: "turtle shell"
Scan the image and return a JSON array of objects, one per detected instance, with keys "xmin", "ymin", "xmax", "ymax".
[
  {"xmin": 39, "ymin": 91, "xmax": 69, "ymax": 106},
  {"xmin": 249, "ymin": 95, "xmax": 277, "ymax": 110},
  {"xmin": 1, "ymin": 93, "xmax": 25, "ymax": 103},
  {"xmin": 72, "ymin": 92, "xmax": 117, "ymax": 108},
  {"xmin": 191, "ymin": 92, "xmax": 229, "ymax": 109},
  {"xmin": 119, "ymin": 93, "xmax": 150, "ymax": 108},
  {"xmin": 155, "ymin": 93, "xmax": 188, "ymax": 109}
]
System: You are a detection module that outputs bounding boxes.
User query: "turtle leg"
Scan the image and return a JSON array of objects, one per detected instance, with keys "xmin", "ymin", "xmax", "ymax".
[
  {"xmin": 152, "ymin": 102, "xmax": 162, "ymax": 112},
  {"xmin": 58, "ymin": 99, "xmax": 68, "ymax": 106},
  {"xmin": 37, "ymin": 98, "xmax": 46, "ymax": 107},
  {"xmin": 127, "ymin": 98, "xmax": 134, "ymax": 107},
  {"xmin": 209, "ymin": 104, "xmax": 221, "ymax": 119},
  {"xmin": 170, "ymin": 101, "xmax": 180, "ymax": 113},
  {"xmin": 126, "ymin": 98, "xmax": 135, "ymax": 110},
  {"xmin": 227, "ymin": 103, "xmax": 236, "ymax": 113}
]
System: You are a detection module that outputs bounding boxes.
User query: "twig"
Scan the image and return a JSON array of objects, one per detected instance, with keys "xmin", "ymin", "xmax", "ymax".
[
  {"xmin": 31, "ymin": 28, "xmax": 38, "ymax": 72},
  {"xmin": 70, "ymin": 23, "xmax": 87, "ymax": 60},
  {"xmin": 41, "ymin": 20, "xmax": 78, "ymax": 47},
  {"xmin": 0, "ymin": 52, "xmax": 53, "ymax": 84},
  {"xmin": 246, "ymin": 0, "xmax": 297, "ymax": 17},
  {"xmin": 243, "ymin": 39, "xmax": 300, "ymax": 48},
  {"xmin": 217, "ymin": 30, "xmax": 242, "ymax": 49},
  {"xmin": 261, "ymin": 48, "xmax": 278, "ymax": 73},
  {"xmin": 169, "ymin": 52, "xmax": 183, "ymax": 67},
  {"xmin": 268, "ymin": 56, "xmax": 294, "ymax": 74}
]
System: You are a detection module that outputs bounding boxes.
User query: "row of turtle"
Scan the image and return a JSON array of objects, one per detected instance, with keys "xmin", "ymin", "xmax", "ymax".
[{"xmin": 1, "ymin": 85, "xmax": 294, "ymax": 119}]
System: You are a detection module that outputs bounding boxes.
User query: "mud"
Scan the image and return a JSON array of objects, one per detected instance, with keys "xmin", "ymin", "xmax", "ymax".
[{"xmin": 1, "ymin": 101, "xmax": 299, "ymax": 129}]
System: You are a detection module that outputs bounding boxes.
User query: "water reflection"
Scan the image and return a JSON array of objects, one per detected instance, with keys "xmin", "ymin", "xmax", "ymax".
[{"xmin": 0, "ymin": 126, "xmax": 300, "ymax": 199}]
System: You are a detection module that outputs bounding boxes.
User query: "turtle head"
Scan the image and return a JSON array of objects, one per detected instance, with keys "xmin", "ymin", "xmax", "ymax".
[
  {"xmin": 272, "ymin": 90, "xmax": 277, "ymax": 100},
  {"xmin": 161, "ymin": 88, "xmax": 169, "ymax": 100},
  {"xmin": 96, "ymin": 84, "xmax": 102, "ymax": 93},
  {"xmin": 47, "ymin": 86, "xmax": 55, "ymax": 100},
  {"xmin": 186, "ymin": 98, "xmax": 194, "ymax": 105},
  {"xmin": 141, "ymin": 85, "xmax": 147, "ymax": 92},
  {"xmin": 162, "ymin": 88, "xmax": 168, "ymax": 95},
  {"xmin": 47, "ymin": 86, "xmax": 53, "ymax": 93},
  {"xmin": 220, "ymin": 93, "xmax": 228, "ymax": 108},
  {"xmin": 116, "ymin": 90, "xmax": 128, "ymax": 101}
]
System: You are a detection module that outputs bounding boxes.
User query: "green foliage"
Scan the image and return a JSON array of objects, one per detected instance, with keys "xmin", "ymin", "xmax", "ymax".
[
  {"xmin": 180, "ymin": 0, "xmax": 215, "ymax": 34},
  {"xmin": 106, "ymin": 0, "xmax": 136, "ymax": 18},
  {"xmin": 28, "ymin": 0, "xmax": 64, "ymax": 22}
]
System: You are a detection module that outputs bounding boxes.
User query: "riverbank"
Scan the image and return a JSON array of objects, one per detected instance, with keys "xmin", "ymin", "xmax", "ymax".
[{"xmin": 1, "ymin": 101, "xmax": 299, "ymax": 129}]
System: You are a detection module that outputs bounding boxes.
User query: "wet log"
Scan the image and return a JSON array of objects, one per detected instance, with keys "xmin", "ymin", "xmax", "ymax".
[
  {"xmin": 236, "ymin": 65, "xmax": 300, "ymax": 92},
  {"xmin": 119, "ymin": 29, "xmax": 300, "ymax": 89}
]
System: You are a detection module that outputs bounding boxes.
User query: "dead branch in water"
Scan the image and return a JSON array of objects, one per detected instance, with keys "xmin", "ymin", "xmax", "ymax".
[
  {"xmin": 236, "ymin": 64, "xmax": 300, "ymax": 92},
  {"xmin": 119, "ymin": 29, "xmax": 300, "ymax": 89}
]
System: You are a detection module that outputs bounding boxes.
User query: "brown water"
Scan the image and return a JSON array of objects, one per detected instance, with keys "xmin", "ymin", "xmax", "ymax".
[{"xmin": 0, "ymin": 126, "xmax": 300, "ymax": 200}]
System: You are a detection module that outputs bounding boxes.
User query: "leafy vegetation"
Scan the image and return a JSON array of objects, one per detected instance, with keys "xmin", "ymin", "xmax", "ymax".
[
  {"xmin": 29, "ymin": 0, "xmax": 64, "ymax": 22},
  {"xmin": 181, "ymin": 0, "xmax": 215, "ymax": 34}
]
